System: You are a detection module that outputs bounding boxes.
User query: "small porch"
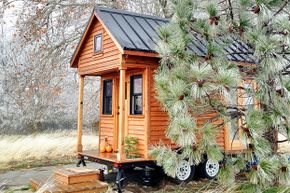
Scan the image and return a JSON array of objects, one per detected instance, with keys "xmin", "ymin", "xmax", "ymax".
[
  {"xmin": 76, "ymin": 63, "xmax": 152, "ymax": 166},
  {"xmin": 78, "ymin": 150, "xmax": 154, "ymax": 168}
]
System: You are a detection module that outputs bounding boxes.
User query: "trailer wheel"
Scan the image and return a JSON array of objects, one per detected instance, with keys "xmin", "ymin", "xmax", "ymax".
[
  {"xmin": 199, "ymin": 159, "xmax": 219, "ymax": 179},
  {"xmin": 174, "ymin": 160, "xmax": 195, "ymax": 183}
]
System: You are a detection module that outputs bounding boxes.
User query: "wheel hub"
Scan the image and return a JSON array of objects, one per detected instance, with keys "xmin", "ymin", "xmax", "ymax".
[
  {"xmin": 205, "ymin": 160, "xmax": 219, "ymax": 177},
  {"xmin": 175, "ymin": 160, "xmax": 191, "ymax": 181}
]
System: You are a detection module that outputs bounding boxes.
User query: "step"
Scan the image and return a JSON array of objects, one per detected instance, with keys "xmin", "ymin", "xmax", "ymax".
[
  {"xmin": 54, "ymin": 167, "xmax": 101, "ymax": 185},
  {"xmin": 29, "ymin": 177, "xmax": 108, "ymax": 193}
]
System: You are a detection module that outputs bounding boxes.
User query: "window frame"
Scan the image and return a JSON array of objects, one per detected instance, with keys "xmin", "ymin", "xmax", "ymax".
[
  {"xmin": 102, "ymin": 79, "xmax": 113, "ymax": 115},
  {"xmin": 130, "ymin": 75, "xmax": 143, "ymax": 115},
  {"xmin": 226, "ymin": 80, "xmax": 257, "ymax": 151},
  {"xmin": 94, "ymin": 33, "xmax": 103, "ymax": 53}
]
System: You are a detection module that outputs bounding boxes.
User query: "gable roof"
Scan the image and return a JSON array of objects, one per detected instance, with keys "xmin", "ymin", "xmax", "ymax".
[
  {"xmin": 95, "ymin": 6, "xmax": 255, "ymax": 63},
  {"xmin": 70, "ymin": 6, "xmax": 255, "ymax": 68}
]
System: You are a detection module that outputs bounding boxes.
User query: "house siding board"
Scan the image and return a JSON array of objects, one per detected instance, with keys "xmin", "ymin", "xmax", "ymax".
[
  {"xmin": 149, "ymin": 65, "xmax": 170, "ymax": 146},
  {"xmin": 99, "ymin": 116, "xmax": 114, "ymax": 145},
  {"xmin": 127, "ymin": 117, "xmax": 146, "ymax": 153},
  {"xmin": 149, "ymin": 64, "xmax": 225, "ymax": 149},
  {"xmin": 78, "ymin": 17, "xmax": 121, "ymax": 75}
]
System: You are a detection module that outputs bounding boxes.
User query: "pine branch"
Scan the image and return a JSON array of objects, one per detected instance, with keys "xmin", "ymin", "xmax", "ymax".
[
  {"xmin": 227, "ymin": 0, "xmax": 234, "ymax": 22},
  {"xmin": 273, "ymin": 0, "xmax": 289, "ymax": 17}
]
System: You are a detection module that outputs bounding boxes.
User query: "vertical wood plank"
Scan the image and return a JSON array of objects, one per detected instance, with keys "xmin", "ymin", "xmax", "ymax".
[
  {"xmin": 117, "ymin": 68, "xmax": 126, "ymax": 161},
  {"xmin": 224, "ymin": 123, "xmax": 230, "ymax": 151},
  {"xmin": 113, "ymin": 76, "xmax": 119, "ymax": 151},
  {"xmin": 124, "ymin": 99, "xmax": 129, "ymax": 137},
  {"xmin": 77, "ymin": 75, "xmax": 85, "ymax": 152},
  {"xmin": 144, "ymin": 67, "xmax": 150, "ymax": 159}
]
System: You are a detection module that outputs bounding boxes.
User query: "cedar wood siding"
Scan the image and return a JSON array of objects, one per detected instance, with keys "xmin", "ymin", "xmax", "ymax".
[
  {"xmin": 77, "ymin": 16, "xmax": 121, "ymax": 75},
  {"xmin": 99, "ymin": 74, "xmax": 119, "ymax": 151},
  {"xmin": 149, "ymin": 64, "xmax": 226, "ymax": 150},
  {"xmin": 123, "ymin": 56, "xmax": 159, "ymax": 156}
]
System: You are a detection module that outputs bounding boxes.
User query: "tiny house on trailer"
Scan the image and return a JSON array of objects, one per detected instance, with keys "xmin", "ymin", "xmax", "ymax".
[{"xmin": 70, "ymin": 6, "xmax": 256, "ymax": 186}]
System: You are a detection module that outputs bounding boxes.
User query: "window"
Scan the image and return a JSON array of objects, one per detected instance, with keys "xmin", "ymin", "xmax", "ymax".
[
  {"xmin": 94, "ymin": 34, "xmax": 102, "ymax": 53},
  {"xmin": 242, "ymin": 83, "xmax": 254, "ymax": 109},
  {"xmin": 130, "ymin": 75, "xmax": 142, "ymax": 115},
  {"xmin": 103, "ymin": 79, "xmax": 112, "ymax": 115},
  {"xmin": 228, "ymin": 88, "xmax": 239, "ymax": 141},
  {"xmin": 227, "ymin": 81, "xmax": 255, "ymax": 149}
]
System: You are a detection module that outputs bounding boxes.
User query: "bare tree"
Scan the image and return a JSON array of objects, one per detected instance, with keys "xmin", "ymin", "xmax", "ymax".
[{"xmin": 0, "ymin": 0, "xmax": 171, "ymax": 134}]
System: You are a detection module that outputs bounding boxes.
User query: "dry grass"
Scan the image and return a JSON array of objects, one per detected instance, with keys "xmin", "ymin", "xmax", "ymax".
[{"xmin": 0, "ymin": 131, "xmax": 98, "ymax": 170}]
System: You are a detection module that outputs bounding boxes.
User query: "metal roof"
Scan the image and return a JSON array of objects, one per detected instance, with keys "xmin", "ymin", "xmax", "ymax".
[{"xmin": 95, "ymin": 6, "xmax": 256, "ymax": 64}]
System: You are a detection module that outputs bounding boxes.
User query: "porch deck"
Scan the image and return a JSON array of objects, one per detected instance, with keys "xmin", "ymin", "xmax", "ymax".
[{"xmin": 78, "ymin": 150, "xmax": 155, "ymax": 167}]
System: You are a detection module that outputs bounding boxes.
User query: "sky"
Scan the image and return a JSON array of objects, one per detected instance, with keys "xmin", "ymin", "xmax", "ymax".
[{"xmin": 1, "ymin": 1, "xmax": 22, "ymax": 39}]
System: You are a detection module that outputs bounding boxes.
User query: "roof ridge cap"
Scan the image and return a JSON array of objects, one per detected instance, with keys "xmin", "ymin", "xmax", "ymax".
[{"xmin": 95, "ymin": 5, "xmax": 170, "ymax": 22}]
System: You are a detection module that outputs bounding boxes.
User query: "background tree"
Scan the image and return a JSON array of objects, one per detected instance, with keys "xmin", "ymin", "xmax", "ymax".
[
  {"xmin": 150, "ymin": 0, "xmax": 290, "ymax": 191},
  {"xmin": 0, "ymin": 0, "xmax": 172, "ymax": 133}
]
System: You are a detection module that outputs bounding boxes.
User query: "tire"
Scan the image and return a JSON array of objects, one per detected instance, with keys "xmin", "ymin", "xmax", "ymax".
[
  {"xmin": 199, "ymin": 159, "xmax": 220, "ymax": 179},
  {"xmin": 173, "ymin": 160, "xmax": 195, "ymax": 184}
]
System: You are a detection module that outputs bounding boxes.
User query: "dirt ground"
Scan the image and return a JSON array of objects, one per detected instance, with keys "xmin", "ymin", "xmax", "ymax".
[
  {"xmin": 0, "ymin": 162, "xmax": 168, "ymax": 193},
  {"xmin": 0, "ymin": 163, "xmax": 105, "ymax": 193}
]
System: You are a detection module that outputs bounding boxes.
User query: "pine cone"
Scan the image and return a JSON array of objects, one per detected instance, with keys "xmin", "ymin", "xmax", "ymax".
[
  {"xmin": 252, "ymin": 165, "xmax": 258, "ymax": 170},
  {"xmin": 238, "ymin": 27, "xmax": 245, "ymax": 36},
  {"xmin": 228, "ymin": 26, "xmax": 234, "ymax": 33},
  {"xmin": 178, "ymin": 95, "xmax": 185, "ymax": 100},
  {"xmin": 251, "ymin": 5, "xmax": 260, "ymax": 14},
  {"xmin": 281, "ymin": 166, "xmax": 287, "ymax": 172},
  {"xmin": 204, "ymin": 54, "xmax": 212, "ymax": 61},
  {"xmin": 197, "ymin": 80, "xmax": 205, "ymax": 87}
]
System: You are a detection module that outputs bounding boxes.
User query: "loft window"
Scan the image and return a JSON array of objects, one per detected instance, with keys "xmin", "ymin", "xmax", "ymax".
[
  {"xmin": 130, "ymin": 75, "xmax": 142, "ymax": 115},
  {"xmin": 94, "ymin": 34, "xmax": 102, "ymax": 53},
  {"xmin": 103, "ymin": 79, "xmax": 112, "ymax": 115}
]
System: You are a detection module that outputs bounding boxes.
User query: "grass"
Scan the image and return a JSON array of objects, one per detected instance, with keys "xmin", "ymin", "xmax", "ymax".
[{"xmin": 0, "ymin": 131, "xmax": 98, "ymax": 171}]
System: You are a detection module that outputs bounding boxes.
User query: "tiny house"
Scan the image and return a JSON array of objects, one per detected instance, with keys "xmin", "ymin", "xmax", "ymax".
[{"xmin": 70, "ymin": 6, "xmax": 256, "ymax": 186}]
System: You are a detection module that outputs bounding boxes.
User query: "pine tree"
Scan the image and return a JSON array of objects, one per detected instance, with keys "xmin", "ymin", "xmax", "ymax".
[{"xmin": 150, "ymin": 0, "xmax": 290, "ymax": 191}]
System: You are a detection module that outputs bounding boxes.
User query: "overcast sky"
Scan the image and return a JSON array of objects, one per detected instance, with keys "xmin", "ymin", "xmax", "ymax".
[{"xmin": 1, "ymin": 1, "xmax": 22, "ymax": 39}]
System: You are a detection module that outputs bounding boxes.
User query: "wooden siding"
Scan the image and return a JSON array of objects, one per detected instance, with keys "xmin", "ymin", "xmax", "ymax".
[
  {"xmin": 149, "ymin": 66, "xmax": 172, "ymax": 146},
  {"xmin": 99, "ymin": 75, "xmax": 119, "ymax": 151},
  {"xmin": 99, "ymin": 116, "xmax": 114, "ymax": 147},
  {"xmin": 196, "ymin": 110, "xmax": 225, "ymax": 150},
  {"xmin": 124, "ymin": 67, "xmax": 148, "ymax": 157},
  {"xmin": 127, "ymin": 117, "xmax": 146, "ymax": 154},
  {"xmin": 78, "ymin": 17, "xmax": 121, "ymax": 75},
  {"xmin": 122, "ymin": 56, "xmax": 158, "ymax": 157},
  {"xmin": 149, "ymin": 65, "xmax": 226, "ymax": 150}
]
